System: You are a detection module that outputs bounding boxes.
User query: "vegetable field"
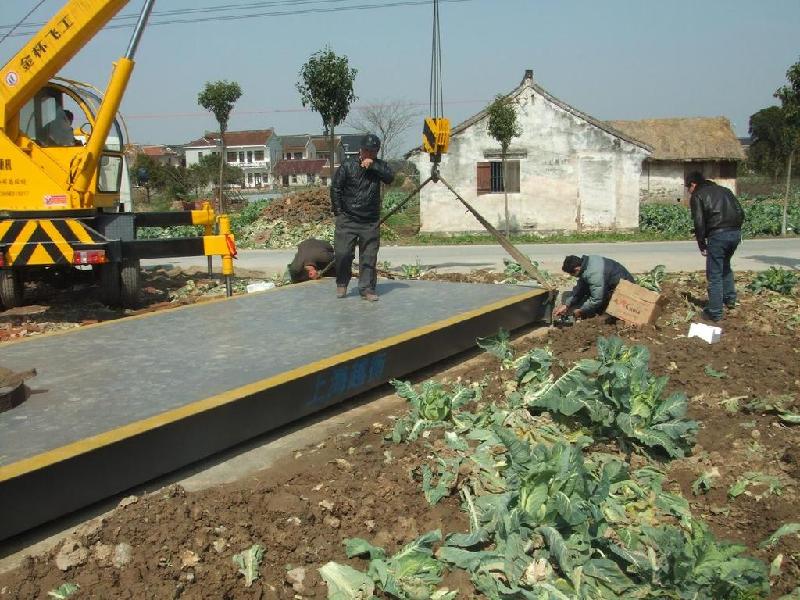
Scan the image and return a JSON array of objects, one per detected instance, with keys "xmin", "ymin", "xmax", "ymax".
[{"xmin": 0, "ymin": 272, "xmax": 798, "ymax": 599}]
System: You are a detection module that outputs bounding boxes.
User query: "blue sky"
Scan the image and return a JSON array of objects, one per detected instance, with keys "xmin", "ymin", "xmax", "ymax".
[{"xmin": 1, "ymin": 0, "xmax": 798, "ymax": 153}]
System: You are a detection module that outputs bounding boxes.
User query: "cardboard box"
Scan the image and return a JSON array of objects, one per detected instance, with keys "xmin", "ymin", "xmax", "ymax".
[{"xmin": 606, "ymin": 280, "xmax": 663, "ymax": 325}]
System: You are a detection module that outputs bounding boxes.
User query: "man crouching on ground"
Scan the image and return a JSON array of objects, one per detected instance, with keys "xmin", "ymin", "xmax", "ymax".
[
  {"xmin": 553, "ymin": 254, "xmax": 635, "ymax": 320},
  {"xmin": 287, "ymin": 238, "xmax": 335, "ymax": 283},
  {"xmin": 331, "ymin": 133, "xmax": 394, "ymax": 301}
]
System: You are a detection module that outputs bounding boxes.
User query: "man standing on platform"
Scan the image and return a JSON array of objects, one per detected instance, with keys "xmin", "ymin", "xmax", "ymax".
[{"xmin": 330, "ymin": 133, "xmax": 394, "ymax": 301}]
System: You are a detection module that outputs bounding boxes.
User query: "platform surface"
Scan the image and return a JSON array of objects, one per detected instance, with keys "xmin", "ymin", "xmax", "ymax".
[{"xmin": 0, "ymin": 279, "xmax": 542, "ymax": 469}]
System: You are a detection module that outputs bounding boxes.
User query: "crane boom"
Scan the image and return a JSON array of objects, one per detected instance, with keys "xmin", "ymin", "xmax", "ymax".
[{"xmin": 0, "ymin": 0, "xmax": 129, "ymax": 127}]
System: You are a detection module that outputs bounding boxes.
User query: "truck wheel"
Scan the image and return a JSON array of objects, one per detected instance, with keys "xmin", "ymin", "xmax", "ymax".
[
  {"xmin": 0, "ymin": 270, "xmax": 24, "ymax": 309},
  {"xmin": 119, "ymin": 259, "xmax": 140, "ymax": 308},
  {"xmin": 98, "ymin": 263, "xmax": 121, "ymax": 306}
]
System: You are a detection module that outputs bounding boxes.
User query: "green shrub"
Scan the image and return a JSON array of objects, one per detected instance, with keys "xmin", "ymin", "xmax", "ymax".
[
  {"xmin": 639, "ymin": 204, "xmax": 693, "ymax": 237},
  {"xmin": 639, "ymin": 198, "xmax": 800, "ymax": 238},
  {"xmin": 747, "ymin": 267, "xmax": 799, "ymax": 295}
]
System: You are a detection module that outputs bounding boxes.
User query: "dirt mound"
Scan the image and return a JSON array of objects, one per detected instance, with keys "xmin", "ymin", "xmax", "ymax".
[
  {"xmin": 239, "ymin": 188, "xmax": 335, "ymax": 249},
  {"xmin": 259, "ymin": 188, "xmax": 332, "ymax": 227}
]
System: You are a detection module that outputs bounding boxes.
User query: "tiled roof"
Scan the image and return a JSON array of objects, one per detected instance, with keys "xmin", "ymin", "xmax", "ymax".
[
  {"xmin": 185, "ymin": 129, "xmax": 274, "ymax": 148},
  {"xmin": 274, "ymin": 159, "xmax": 327, "ymax": 176}
]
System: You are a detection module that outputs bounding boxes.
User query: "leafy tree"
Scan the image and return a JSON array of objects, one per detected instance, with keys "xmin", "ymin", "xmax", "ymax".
[
  {"xmin": 197, "ymin": 153, "xmax": 244, "ymax": 188},
  {"xmin": 775, "ymin": 57, "xmax": 800, "ymax": 235},
  {"xmin": 348, "ymin": 99, "xmax": 418, "ymax": 159},
  {"xmin": 297, "ymin": 47, "xmax": 357, "ymax": 177},
  {"xmin": 131, "ymin": 153, "xmax": 167, "ymax": 204},
  {"xmin": 198, "ymin": 80, "xmax": 243, "ymax": 212},
  {"xmin": 748, "ymin": 106, "xmax": 788, "ymax": 181},
  {"xmin": 487, "ymin": 94, "xmax": 522, "ymax": 236}
]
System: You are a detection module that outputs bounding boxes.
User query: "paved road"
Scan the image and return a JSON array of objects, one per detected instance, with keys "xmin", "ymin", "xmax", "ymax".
[{"xmin": 143, "ymin": 238, "xmax": 800, "ymax": 276}]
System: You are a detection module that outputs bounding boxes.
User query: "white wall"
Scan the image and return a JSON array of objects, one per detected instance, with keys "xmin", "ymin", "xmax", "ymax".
[
  {"xmin": 640, "ymin": 160, "xmax": 738, "ymax": 205},
  {"xmin": 412, "ymin": 85, "xmax": 648, "ymax": 233}
]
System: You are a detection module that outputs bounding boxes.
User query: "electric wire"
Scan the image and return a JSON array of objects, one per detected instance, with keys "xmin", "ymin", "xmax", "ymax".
[
  {"xmin": 0, "ymin": 0, "xmax": 49, "ymax": 46},
  {"xmin": 1, "ymin": 0, "xmax": 476, "ymax": 38}
]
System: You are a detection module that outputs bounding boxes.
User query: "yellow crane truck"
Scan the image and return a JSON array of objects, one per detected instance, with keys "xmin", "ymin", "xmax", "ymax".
[{"xmin": 0, "ymin": 0, "xmax": 236, "ymax": 309}]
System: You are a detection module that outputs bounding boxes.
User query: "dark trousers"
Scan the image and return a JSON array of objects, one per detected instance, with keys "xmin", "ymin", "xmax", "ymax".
[
  {"xmin": 334, "ymin": 214, "xmax": 380, "ymax": 293},
  {"xmin": 705, "ymin": 229, "xmax": 741, "ymax": 319}
]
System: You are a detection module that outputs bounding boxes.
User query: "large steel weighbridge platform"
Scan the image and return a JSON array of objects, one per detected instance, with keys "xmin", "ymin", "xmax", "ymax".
[{"xmin": 0, "ymin": 279, "xmax": 550, "ymax": 539}]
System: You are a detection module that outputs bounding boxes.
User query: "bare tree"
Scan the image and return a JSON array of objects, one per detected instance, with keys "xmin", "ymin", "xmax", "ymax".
[{"xmin": 347, "ymin": 99, "xmax": 419, "ymax": 159}]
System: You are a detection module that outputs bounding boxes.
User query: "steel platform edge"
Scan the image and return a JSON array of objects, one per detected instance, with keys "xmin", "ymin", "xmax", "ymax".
[{"xmin": 0, "ymin": 283, "xmax": 551, "ymax": 540}]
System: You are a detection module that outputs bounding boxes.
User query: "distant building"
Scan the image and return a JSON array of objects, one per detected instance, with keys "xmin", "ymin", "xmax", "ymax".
[
  {"xmin": 183, "ymin": 129, "xmax": 281, "ymax": 188},
  {"xmin": 273, "ymin": 158, "xmax": 327, "ymax": 187},
  {"xmin": 138, "ymin": 144, "xmax": 183, "ymax": 167},
  {"xmin": 279, "ymin": 134, "xmax": 314, "ymax": 160},
  {"xmin": 607, "ymin": 117, "xmax": 746, "ymax": 204},
  {"xmin": 407, "ymin": 70, "xmax": 651, "ymax": 234}
]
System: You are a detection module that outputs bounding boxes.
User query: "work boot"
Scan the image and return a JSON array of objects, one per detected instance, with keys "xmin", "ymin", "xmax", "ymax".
[
  {"xmin": 336, "ymin": 286, "xmax": 347, "ymax": 299},
  {"xmin": 360, "ymin": 290, "xmax": 379, "ymax": 302}
]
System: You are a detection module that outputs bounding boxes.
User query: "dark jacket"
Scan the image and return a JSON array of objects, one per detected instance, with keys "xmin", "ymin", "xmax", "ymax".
[
  {"xmin": 567, "ymin": 255, "xmax": 634, "ymax": 317},
  {"xmin": 288, "ymin": 238, "xmax": 334, "ymax": 283},
  {"xmin": 330, "ymin": 156, "xmax": 394, "ymax": 223},
  {"xmin": 689, "ymin": 181, "xmax": 744, "ymax": 251}
]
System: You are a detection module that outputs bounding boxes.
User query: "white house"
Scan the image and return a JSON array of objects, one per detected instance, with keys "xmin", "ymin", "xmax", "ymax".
[
  {"xmin": 605, "ymin": 117, "xmax": 746, "ymax": 204},
  {"xmin": 408, "ymin": 70, "xmax": 651, "ymax": 234},
  {"xmin": 184, "ymin": 129, "xmax": 282, "ymax": 189}
]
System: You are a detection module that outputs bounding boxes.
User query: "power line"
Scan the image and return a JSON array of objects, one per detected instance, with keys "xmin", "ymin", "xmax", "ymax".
[
  {"xmin": 0, "ymin": 0, "xmax": 48, "ymax": 45},
  {"xmin": 0, "ymin": 0, "xmax": 360, "ymax": 30},
  {"xmin": 123, "ymin": 98, "xmax": 487, "ymax": 120},
  {"xmin": 1, "ymin": 0, "xmax": 477, "ymax": 37}
]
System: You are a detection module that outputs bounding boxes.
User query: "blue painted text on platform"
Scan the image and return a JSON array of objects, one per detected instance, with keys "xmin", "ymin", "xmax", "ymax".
[{"xmin": 308, "ymin": 352, "xmax": 388, "ymax": 407}]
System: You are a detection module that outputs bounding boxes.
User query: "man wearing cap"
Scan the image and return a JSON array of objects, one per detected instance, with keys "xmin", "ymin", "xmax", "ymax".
[
  {"xmin": 330, "ymin": 133, "xmax": 395, "ymax": 301},
  {"xmin": 685, "ymin": 171, "xmax": 745, "ymax": 322}
]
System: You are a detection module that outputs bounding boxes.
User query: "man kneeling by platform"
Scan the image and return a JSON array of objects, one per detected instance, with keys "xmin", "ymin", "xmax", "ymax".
[
  {"xmin": 553, "ymin": 254, "xmax": 635, "ymax": 320},
  {"xmin": 288, "ymin": 238, "xmax": 336, "ymax": 283}
]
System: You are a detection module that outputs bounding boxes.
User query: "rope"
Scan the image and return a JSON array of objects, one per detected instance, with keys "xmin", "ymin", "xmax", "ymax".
[{"xmin": 428, "ymin": 0, "xmax": 443, "ymax": 119}]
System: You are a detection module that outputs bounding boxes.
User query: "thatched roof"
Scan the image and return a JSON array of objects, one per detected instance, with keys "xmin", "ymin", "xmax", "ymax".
[{"xmin": 605, "ymin": 117, "xmax": 745, "ymax": 161}]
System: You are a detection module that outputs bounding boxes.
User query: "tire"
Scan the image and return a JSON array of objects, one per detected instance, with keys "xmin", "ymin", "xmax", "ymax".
[
  {"xmin": 98, "ymin": 263, "xmax": 121, "ymax": 306},
  {"xmin": 119, "ymin": 259, "xmax": 140, "ymax": 308},
  {"xmin": 0, "ymin": 269, "xmax": 24, "ymax": 309}
]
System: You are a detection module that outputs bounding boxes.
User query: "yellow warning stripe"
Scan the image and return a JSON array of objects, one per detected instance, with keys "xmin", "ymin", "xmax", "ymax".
[
  {"xmin": 0, "ymin": 287, "xmax": 548, "ymax": 483},
  {"xmin": 65, "ymin": 219, "xmax": 94, "ymax": 244},
  {"xmin": 7, "ymin": 220, "xmax": 37, "ymax": 263},
  {"xmin": 39, "ymin": 220, "xmax": 74, "ymax": 263}
]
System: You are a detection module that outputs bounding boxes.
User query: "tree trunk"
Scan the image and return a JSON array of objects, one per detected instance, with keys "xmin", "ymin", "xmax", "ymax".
[
  {"xmin": 782, "ymin": 148, "xmax": 794, "ymax": 236},
  {"xmin": 502, "ymin": 154, "xmax": 510, "ymax": 237},
  {"xmin": 218, "ymin": 129, "xmax": 226, "ymax": 214},
  {"xmin": 329, "ymin": 124, "xmax": 336, "ymax": 187}
]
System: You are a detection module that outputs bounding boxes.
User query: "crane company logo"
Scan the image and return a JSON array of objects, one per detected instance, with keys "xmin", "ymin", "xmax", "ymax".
[
  {"xmin": 4, "ymin": 72, "xmax": 18, "ymax": 87},
  {"xmin": 44, "ymin": 194, "xmax": 67, "ymax": 207}
]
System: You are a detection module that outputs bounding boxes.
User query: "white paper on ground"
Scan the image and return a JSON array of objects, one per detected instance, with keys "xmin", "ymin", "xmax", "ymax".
[
  {"xmin": 246, "ymin": 281, "xmax": 276, "ymax": 293},
  {"xmin": 687, "ymin": 322, "xmax": 722, "ymax": 344}
]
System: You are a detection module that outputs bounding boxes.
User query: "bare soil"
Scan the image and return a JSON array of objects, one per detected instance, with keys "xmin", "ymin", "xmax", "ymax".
[{"xmin": 0, "ymin": 272, "xmax": 798, "ymax": 598}]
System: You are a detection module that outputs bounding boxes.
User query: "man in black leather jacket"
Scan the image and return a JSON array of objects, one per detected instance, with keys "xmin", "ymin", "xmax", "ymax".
[
  {"xmin": 331, "ymin": 134, "xmax": 394, "ymax": 301},
  {"xmin": 686, "ymin": 171, "xmax": 745, "ymax": 321}
]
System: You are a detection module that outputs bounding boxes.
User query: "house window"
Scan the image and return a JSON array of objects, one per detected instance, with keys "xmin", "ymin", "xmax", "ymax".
[
  {"xmin": 238, "ymin": 152, "xmax": 245, "ymax": 163},
  {"xmin": 294, "ymin": 152, "xmax": 303, "ymax": 160},
  {"xmin": 227, "ymin": 152, "xmax": 236, "ymax": 163},
  {"xmin": 247, "ymin": 172, "xmax": 253, "ymax": 186},
  {"xmin": 477, "ymin": 161, "xmax": 520, "ymax": 195},
  {"xmin": 254, "ymin": 150, "xmax": 264, "ymax": 161},
  {"xmin": 255, "ymin": 173, "xmax": 262, "ymax": 186},
  {"xmin": 198, "ymin": 151, "xmax": 203, "ymax": 159},
  {"xmin": 291, "ymin": 174, "xmax": 298, "ymax": 184},
  {"xmin": 309, "ymin": 174, "xmax": 315, "ymax": 184},
  {"xmin": 247, "ymin": 151, "xmax": 253, "ymax": 163}
]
